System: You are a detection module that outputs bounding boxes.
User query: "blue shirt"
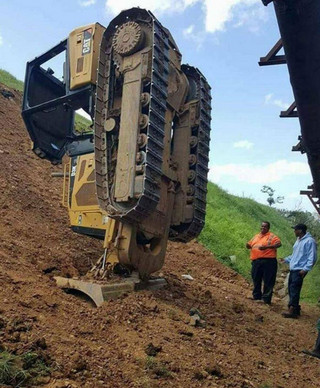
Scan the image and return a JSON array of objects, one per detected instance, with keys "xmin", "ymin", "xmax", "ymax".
[{"xmin": 285, "ymin": 232, "xmax": 317, "ymax": 272}]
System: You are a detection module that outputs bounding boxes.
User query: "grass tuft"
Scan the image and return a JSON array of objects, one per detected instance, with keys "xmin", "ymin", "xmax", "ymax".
[
  {"xmin": 0, "ymin": 350, "xmax": 51, "ymax": 387},
  {"xmin": 145, "ymin": 356, "xmax": 172, "ymax": 378},
  {"xmin": 0, "ymin": 351, "xmax": 28, "ymax": 387}
]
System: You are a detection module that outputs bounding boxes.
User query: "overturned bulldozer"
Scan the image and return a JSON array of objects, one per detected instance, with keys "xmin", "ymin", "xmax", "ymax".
[{"xmin": 21, "ymin": 8, "xmax": 212, "ymax": 300}]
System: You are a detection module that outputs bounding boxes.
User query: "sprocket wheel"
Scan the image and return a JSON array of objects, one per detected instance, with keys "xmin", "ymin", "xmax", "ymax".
[{"xmin": 112, "ymin": 21, "xmax": 144, "ymax": 56}]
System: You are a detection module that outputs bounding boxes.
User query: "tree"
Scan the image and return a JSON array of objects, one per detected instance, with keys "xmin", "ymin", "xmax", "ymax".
[
  {"xmin": 261, "ymin": 186, "xmax": 284, "ymax": 207},
  {"xmin": 277, "ymin": 208, "xmax": 320, "ymax": 240}
]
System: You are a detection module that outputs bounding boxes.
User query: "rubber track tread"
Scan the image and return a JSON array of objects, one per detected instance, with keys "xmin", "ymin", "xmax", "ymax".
[
  {"xmin": 94, "ymin": 10, "xmax": 169, "ymax": 224},
  {"xmin": 173, "ymin": 65, "xmax": 212, "ymax": 242}
]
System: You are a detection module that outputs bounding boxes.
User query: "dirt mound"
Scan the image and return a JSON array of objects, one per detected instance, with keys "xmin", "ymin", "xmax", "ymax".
[{"xmin": 0, "ymin": 85, "xmax": 320, "ymax": 388}]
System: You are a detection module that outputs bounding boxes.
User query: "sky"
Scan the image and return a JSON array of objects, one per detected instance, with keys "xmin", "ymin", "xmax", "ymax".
[{"xmin": 0, "ymin": 0, "xmax": 315, "ymax": 213}]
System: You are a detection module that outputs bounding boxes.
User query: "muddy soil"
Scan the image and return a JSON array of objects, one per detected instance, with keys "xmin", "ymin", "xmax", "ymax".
[{"xmin": 0, "ymin": 86, "xmax": 320, "ymax": 388}]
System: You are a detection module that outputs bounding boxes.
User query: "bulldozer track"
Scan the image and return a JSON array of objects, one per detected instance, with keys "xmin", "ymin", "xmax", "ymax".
[
  {"xmin": 173, "ymin": 66, "xmax": 212, "ymax": 242},
  {"xmin": 94, "ymin": 10, "xmax": 169, "ymax": 224}
]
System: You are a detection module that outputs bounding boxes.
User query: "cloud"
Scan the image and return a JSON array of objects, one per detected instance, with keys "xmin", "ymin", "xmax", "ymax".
[
  {"xmin": 105, "ymin": 0, "xmax": 198, "ymax": 15},
  {"xmin": 105, "ymin": 0, "xmax": 267, "ymax": 34},
  {"xmin": 183, "ymin": 24, "xmax": 206, "ymax": 49},
  {"xmin": 183, "ymin": 25, "xmax": 195, "ymax": 36},
  {"xmin": 233, "ymin": 4, "xmax": 268, "ymax": 33},
  {"xmin": 79, "ymin": 0, "xmax": 96, "ymax": 6},
  {"xmin": 209, "ymin": 159, "xmax": 309, "ymax": 184},
  {"xmin": 0, "ymin": 33, "xmax": 3, "ymax": 46},
  {"xmin": 204, "ymin": 0, "xmax": 262, "ymax": 33},
  {"xmin": 287, "ymin": 192, "xmax": 301, "ymax": 199},
  {"xmin": 265, "ymin": 93, "xmax": 290, "ymax": 111},
  {"xmin": 233, "ymin": 140, "xmax": 253, "ymax": 149}
]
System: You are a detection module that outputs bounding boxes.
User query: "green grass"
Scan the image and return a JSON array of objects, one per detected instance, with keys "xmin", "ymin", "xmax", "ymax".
[
  {"xmin": 0, "ymin": 351, "xmax": 27, "ymax": 387},
  {"xmin": 199, "ymin": 182, "xmax": 320, "ymax": 303},
  {"xmin": 301, "ymin": 263, "xmax": 320, "ymax": 303},
  {"xmin": 0, "ymin": 69, "xmax": 24, "ymax": 92},
  {"xmin": 74, "ymin": 113, "xmax": 92, "ymax": 134},
  {"xmin": 145, "ymin": 357, "xmax": 171, "ymax": 378},
  {"xmin": 0, "ymin": 350, "xmax": 51, "ymax": 387}
]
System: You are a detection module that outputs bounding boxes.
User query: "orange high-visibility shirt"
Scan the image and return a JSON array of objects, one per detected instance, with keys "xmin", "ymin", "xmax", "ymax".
[{"xmin": 247, "ymin": 232, "xmax": 281, "ymax": 260}]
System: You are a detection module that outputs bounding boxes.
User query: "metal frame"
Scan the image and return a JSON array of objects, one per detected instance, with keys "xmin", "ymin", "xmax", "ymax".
[
  {"xmin": 21, "ymin": 39, "xmax": 94, "ymax": 163},
  {"xmin": 260, "ymin": 36, "xmax": 320, "ymax": 214},
  {"xmin": 300, "ymin": 189, "xmax": 320, "ymax": 213},
  {"xmin": 259, "ymin": 39, "xmax": 286, "ymax": 66},
  {"xmin": 280, "ymin": 101, "xmax": 298, "ymax": 118}
]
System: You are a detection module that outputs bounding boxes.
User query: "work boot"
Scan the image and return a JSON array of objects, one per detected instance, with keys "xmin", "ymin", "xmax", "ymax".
[
  {"xmin": 302, "ymin": 332, "xmax": 320, "ymax": 359},
  {"xmin": 282, "ymin": 306, "xmax": 298, "ymax": 319}
]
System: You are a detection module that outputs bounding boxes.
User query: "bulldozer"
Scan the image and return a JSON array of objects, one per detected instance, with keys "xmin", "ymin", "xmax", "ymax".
[{"xmin": 21, "ymin": 8, "xmax": 212, "ymax": 305}]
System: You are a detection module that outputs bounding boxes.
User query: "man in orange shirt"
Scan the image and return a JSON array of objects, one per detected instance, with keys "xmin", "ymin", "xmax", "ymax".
[{"xmin": 246, "ymin": 221, "xmax": 282, "ymax": 304}]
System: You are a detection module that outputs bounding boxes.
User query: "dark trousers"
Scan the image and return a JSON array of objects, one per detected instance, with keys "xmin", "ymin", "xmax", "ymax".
[
  {"xmin": 317, "ymin": 319, "xmax": 320, "ymax": 333},
  {"xmin": 288, "ymin": 270, "xmax": 304, "ymax": 311},
  {"xmin": 251, "ymin": 258, "xmax": 277, "ymax": 304},
  {"xmin": 314, "ymin": 319, "xmax": 320, "ymax": 351}
]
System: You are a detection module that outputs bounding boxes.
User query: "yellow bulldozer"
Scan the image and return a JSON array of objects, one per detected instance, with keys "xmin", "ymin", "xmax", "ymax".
[{"xmin": 21, "ymin": 8, "xmax": 212, "ymax": 304}]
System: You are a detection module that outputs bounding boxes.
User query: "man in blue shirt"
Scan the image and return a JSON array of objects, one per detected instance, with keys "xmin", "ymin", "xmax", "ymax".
[{"xmin": 281, "ymin": 223, "xmax": 317, "ymax": 319}]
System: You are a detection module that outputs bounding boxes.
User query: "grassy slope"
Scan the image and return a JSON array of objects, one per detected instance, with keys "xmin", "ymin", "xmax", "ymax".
[
  {"xmin": 0, "ymin": 69, "xmax": 24, "ymax": 91},
  {"xmin": 74, "ymin": 112, "xmax": 92, "ymax": 134},
  {"xmin": 200, "ymin": 182, "xmax": 320, "ymax": 303}
]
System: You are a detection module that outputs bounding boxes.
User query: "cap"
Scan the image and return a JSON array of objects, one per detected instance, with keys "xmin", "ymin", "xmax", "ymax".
[{"xmin": 292, "ymin": 223, "xmax": 307, "ymax": 232}]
